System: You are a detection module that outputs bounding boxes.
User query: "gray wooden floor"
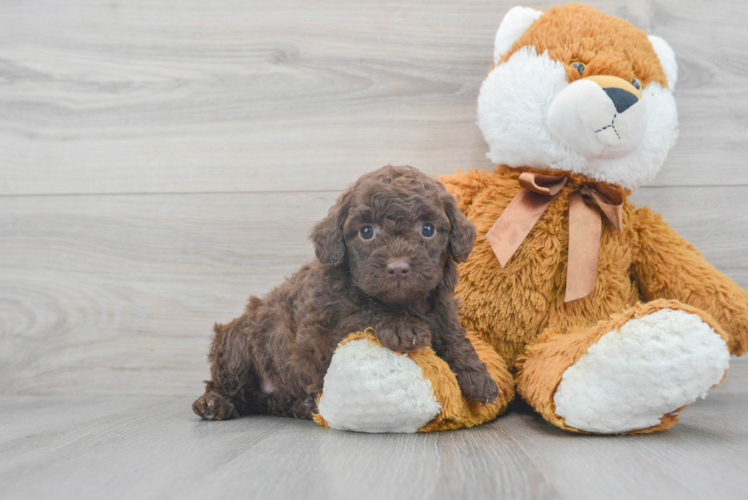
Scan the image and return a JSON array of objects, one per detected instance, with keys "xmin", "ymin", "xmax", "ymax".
[
  {"xmin": 2, "ymin": 363, "xmax": 748, "ymax": 500},
  {"xmin": 1, "ymin": 0, "xmax": 747, "ymax": 499}
]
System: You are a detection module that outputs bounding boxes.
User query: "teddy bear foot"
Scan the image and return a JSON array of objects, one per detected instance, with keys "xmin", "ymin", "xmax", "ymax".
[
  {"xmin": 317, "ymin": 334, "xmax": 443, "ymax": 433},
  {"xmin": 553, "ymin": 308, "xmax": 730, "ymax": 434},
  {"xmin": 314, "ymin": 331, "xmax": 514, "ymax": 433}
]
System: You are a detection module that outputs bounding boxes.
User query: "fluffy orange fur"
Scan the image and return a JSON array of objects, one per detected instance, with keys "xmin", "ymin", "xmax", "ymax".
[
  {"xmin": 435, "ymin": 3, "xmax": 748, "ymax": 433},
  {"xmin": 441, "ymin": 165, "xmax": 748, "ymax": 433},
  {"xmin": 417, "ymin": 331, "xmax": 515, "ymax": 432},
  {"xmin": 516, "ymin": 300, "xmax": 732, "ymax": 433},
  {"xmin": 313, "ymin": 330, "xmax": 515, "ymax": 432},
  {"xmin": 315, "ymin": 3, "xmax": 747, "ymax": 434},
  {"xmin": 499, "ymin": 4, "xmax": 669, "ymax": 88}
]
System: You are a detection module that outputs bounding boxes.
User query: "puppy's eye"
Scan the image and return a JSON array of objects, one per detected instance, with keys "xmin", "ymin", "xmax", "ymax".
[
  {"xmin": 631, "ymin": 78, "xmax": 641, "ymax": 90},
  {"xmin": 570, "ymin": 61, "xmax": 586, "ymax": 75},
  {"xmin": 421, "ymin": 223, "xmax": 435, "ymax": 238},
  {"xmin": 360, "ymin": 225, "xmax": 374, "ymax": 240}
]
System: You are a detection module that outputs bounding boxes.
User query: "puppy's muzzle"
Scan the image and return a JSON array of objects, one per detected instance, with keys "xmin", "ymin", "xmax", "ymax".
[{"xmin": 545, "ymin": 75, "xmax": 647, "ymax": 160}]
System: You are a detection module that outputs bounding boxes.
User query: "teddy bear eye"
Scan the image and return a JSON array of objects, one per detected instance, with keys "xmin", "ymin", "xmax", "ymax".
[
  {"xmin": 421, "ymin": 223, "xmax": 435, "ymax": 238},
  {"xmin": 570, "ymin": 61, "xmax": 586, "ymax": 75},
  {"xmin": 631, "ymin": 78, "xmax": 642, "ymax": 90},
  {"xmin": 360, "ymin": 225, "xmax": 374, "ymax": 240}
]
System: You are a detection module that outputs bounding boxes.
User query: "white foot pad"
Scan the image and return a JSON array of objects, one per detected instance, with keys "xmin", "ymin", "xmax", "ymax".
[
  {"xmin": 318, "ymin": 338, "xmax": 441, "ymax": 433},
  {"xmin": 554, "ymin": 309, "xmax": 730, "ymax": 433}
]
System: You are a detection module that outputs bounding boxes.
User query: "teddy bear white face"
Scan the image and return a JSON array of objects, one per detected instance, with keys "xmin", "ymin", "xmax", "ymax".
[
  {"xmin": 545, "ymin": 75, "xmax": 648, "ymax": 160},
  {"xmin": 477, "ymin": 6, "xmax": 679, "ymax": 191}
]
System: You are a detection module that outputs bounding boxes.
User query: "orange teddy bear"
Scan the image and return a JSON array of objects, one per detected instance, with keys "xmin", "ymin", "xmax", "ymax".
[{"xmin": 439, "ymin": 3, "xmax": 748, "ymax": 434}]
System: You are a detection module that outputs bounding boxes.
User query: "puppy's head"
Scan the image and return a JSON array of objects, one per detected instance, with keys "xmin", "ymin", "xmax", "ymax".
[{"xmin": 311, "ymin": 165, "xmax": 475, "ymax": 305}]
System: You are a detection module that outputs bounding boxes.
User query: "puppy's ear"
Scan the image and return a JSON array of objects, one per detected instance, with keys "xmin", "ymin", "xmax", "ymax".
[
  {"xmin": 310, "ymin": 189, "xmax": 353, "ymax": 266},
  {"xmin": 441, "ymin": 189, "xmax": 476, "ymax": 263},
  {"xmin": 441, "ymin": 259, "xmax": 459, "ymax": 293}
]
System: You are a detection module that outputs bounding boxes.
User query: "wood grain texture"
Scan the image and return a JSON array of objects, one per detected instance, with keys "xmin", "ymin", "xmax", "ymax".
[
  {"xmin": 1, "ymin": 361, "xmax": 747, "ymax": 500},
  {"xmin": 0, "ymin": 191, "xmax": 334, "ymax": 395},
  {"xmin": 1, "ymin": 187, "xmax": 746, "ymax": 396},
  {"xmin": 0, "ymin": 0, "xmax": 746, "ymax": 196}
]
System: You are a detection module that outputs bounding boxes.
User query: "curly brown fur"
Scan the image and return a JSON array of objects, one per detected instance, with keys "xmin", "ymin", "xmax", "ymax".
[{"xmin": 193, "ymin": 165, "xmax": 498, "ymax": 421}]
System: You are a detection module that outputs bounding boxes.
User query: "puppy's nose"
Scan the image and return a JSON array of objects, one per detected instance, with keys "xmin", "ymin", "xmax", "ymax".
[{"xmin": 386, "ymin": 261, "xmax": 410, "ymax": 279}]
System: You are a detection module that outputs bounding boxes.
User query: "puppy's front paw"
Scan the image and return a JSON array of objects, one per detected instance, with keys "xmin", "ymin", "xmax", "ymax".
[
  {"xmin": 456, "ymin": 369, "xmax": 499, "ymax": 404},
  {"xmin": 376, "ymin": 319, "xmax": 432, "ymax": 353},
  {"xmin": 192, "ymin": 392, "xmax": 239, "ymax": 421}
]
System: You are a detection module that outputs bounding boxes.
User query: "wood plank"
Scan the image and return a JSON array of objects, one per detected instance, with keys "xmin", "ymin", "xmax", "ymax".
[
  {"xmin": 498, "ymin": 362, "xmax": 748, "ymax": 500},
  {"xmin": 631, "ymin": 186, "xmax": 748, "ymax": 284},
  {"xmin": 0, "ymin": 396, "xmax": 556, "ymax": 500},
  {"xmin": 0, "ymin": 191, "xmax": 335, "ymax": 396},
  {"xmin": 497, "ymin": 374, "xmax": 748, "ymax": 500},
  {"xmin": 1, "ymin": 186, "xmax": 747, "ymax": 396},
  {"xmin": 0, "ymin": 397, "xmax": 288, "ymax": 500},
  {"xmin": 0, "ymin": 376, "xmax": 746, "ymax": 500},
  {"xmin": 0, "ymin": 0, "xmax": 746, "ymax": 196}
]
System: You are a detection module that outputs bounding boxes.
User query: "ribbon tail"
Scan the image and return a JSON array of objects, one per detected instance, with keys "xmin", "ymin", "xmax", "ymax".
[
  {"xmin": 486, "ymin": 188, "xmax": 555, "ymax": 267},
  {"xmin": 588, "ymin": 190, "xmax": 623, "ymax": 232},
  {"xmin": 565, "ymin": 192, "xmax": 602, "ymax": 302}
]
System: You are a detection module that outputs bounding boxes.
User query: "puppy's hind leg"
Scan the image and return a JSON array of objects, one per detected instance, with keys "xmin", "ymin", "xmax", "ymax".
[{"xmin": 193, "ymin": 320, "xmax": 259, "ymax": 420}]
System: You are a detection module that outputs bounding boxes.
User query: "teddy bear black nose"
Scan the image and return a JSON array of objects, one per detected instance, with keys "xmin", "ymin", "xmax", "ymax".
[
  {"xmin": 603, "ymin": 87, "xmax": 639, "ymax": 114},
  {"xmin": 386, "ymin": 261, "xmax": 410, "ymax": 279}
]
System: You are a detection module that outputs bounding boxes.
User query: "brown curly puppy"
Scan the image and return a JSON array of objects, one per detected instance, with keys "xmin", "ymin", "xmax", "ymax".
[{"xmin": 193, "ymin": 165, "xmax": 499, "ymax": 421}]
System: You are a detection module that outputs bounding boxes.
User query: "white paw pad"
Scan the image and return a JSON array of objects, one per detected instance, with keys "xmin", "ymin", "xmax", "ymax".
[
  {"xmin": 318, "ymin": 338, "xmax": 441, "ymax": 433},
  {"xmin": 554, "ymin": 309, "xmax": 730, "ymax": 433}
]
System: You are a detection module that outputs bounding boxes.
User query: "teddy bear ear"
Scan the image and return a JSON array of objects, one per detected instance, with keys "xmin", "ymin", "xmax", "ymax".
[
  {"xmin": 648, "ymin": 35, "xmax": 678, "ymax": 90},
  {"xmin": 493, "ymin": 6, "xmax": 544, "ymax": 63}
]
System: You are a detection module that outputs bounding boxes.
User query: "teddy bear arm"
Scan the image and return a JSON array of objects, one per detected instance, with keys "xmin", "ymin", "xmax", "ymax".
[{"xmin": 632, "ymin": 206, "xmax": 748, "ymax": 355}]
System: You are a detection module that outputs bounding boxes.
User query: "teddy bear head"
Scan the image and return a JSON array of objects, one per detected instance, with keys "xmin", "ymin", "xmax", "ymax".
[{"xmin": 477, "ymin": 3, "xmax": 678, "ymax": 191}]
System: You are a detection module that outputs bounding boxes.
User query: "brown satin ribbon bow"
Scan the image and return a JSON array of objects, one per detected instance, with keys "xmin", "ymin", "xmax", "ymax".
[{"xmin": 485, "ymin": 172, "xmax": 624, "ymax": 302}]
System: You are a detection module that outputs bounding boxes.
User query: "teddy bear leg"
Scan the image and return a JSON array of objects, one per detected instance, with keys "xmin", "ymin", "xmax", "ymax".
[
  {"xmin": 315, "ymin": 331, "xmax": 515, "ymax": 432},
  {"xmin": 516, "ymin": 299, "xmax": 731, "ymax": 434}
]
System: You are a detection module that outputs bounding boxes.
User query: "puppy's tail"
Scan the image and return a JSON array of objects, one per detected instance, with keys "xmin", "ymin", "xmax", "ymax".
[
  {"xmin": 246, "ymin": 295, "xmax": 263, "ymax": 312},
  {"xmin": 208, "ymin": 322, "xmax": 226, "ymax": 363},
  {"xmin": 208, "ymin": 295, "xmax": 261, "ymax": 363}
]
